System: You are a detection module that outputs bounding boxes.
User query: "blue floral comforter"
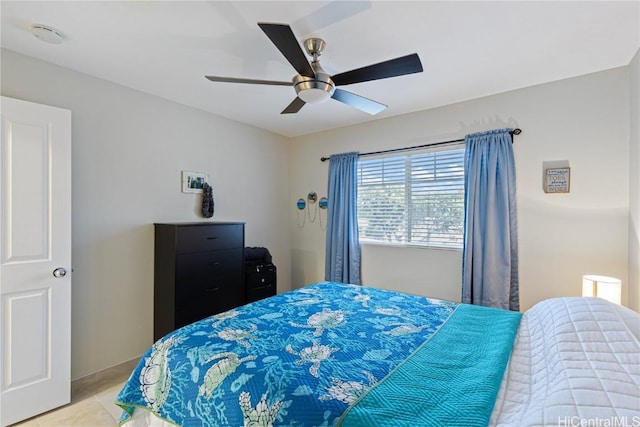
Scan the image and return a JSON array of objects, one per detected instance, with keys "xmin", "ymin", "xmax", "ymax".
[{"xmin": 116, "ymin": 282, "xmax": 520, "ymax": 427}]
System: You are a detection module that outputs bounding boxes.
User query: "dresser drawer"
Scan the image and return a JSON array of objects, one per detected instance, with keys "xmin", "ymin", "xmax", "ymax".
[
  {"xmin": 174, "ymin": 286, "xmax": 243, "ymax": 329},
  {"xmin": 175, "ymin": 248, "xmax": 242, "ymax": 280},
  {"xmin": 175, "ymin": 273, "xmax": 244, "ymax": 311},
  {"xmin": 175, "ymin": 274, "xmax": 232, "ymax": 307},
  {"xmin": 176, "ymin": 224, "xmax": 243, "ymax": 254},
  {"xmin": 175, "ymin": 293, "xmax": 225, "ymax": 329}
]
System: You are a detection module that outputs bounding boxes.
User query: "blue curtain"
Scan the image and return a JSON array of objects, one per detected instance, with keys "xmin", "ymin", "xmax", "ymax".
[
  {"xmin": 325, "ymin": 152, "xmax": 361, "ymax": 285},
  {"xmin": 462, "ymin": 129, "xmax": 519, "ymax": 311}
]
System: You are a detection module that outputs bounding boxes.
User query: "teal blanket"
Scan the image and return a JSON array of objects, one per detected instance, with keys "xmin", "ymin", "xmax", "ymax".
[
  {"xmin": 116, "ymin": 282, "xmax": 520, "ymax": 426},
  {"xmin": 339, "ymin": 304, "xmax": 521, "ymax": 427}
]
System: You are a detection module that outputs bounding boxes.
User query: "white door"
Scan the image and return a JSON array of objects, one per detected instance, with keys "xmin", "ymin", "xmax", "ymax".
[{"xmin": 0, "ymin": 96, "xmax": 71, "ymax": 426}]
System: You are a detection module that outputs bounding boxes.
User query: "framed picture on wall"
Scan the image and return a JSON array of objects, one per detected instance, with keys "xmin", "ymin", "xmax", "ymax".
[
  {"xmin": 182, "ymin": 171, "xmax": 207, "ymax": 193},
  {"xmin": 544, "ymin": 167, "xmax": 570, "ymax": 193}
]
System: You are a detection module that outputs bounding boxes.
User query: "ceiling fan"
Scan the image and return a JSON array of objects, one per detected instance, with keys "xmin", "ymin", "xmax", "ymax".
[{"xmin": 205, "ymin": 23, "xmax": 423, "ymax": 115}]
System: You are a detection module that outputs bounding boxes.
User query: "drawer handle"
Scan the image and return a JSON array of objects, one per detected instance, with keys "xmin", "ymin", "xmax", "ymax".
[
  {"xmin": 205, "ymin": 287, "xmax": 220, "ymax": 292},
  {"xmin": 208, "ymin": 261, "xmax": 220, "ymax": 266},
  {"xmin": 206, "ymin": 236, "xmax": 219, "ymax": 240}
]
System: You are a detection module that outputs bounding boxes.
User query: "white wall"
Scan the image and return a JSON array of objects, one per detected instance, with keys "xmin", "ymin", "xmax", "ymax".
[
  {"xmin": 291, "ymin": 67, "xmax": 632, "ymax": 311},
  {"xmin": 1, "ymin": 48, "xmax": 292, "ymax": 379},
  {"xmin": 629, "ymin": 48, "xmax": 640, "ymax": 311}
]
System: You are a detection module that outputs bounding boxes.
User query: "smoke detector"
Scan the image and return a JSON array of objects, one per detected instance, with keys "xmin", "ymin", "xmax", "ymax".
[{"xmin": 30, "ymin": 24, "xmax": 63, "ymax": 44}]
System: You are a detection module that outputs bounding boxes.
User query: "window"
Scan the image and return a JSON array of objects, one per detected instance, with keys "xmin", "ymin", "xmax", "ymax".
[{"xmin": 356, "ymin": 145, "xmax": 465, "ymax": 249}]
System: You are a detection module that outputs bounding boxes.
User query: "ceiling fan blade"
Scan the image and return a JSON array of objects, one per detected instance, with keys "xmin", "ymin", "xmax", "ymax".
[
  {"xmin": 331, "ymin": 53, "xmax": 423, "ymax": 86},
  {"xmin": 258, "ymin": 23, "xmax": 315, "ymax": 78},
  {"xmin": 205, "ymin": 75, "xmax": 292, "ymax": 86},
  {"xmin": 331, "ymin": 89, "xmax": 386, "ymax": 115},
  {"xmin": 281, "ymin": 97, "xmax": 306, "ymax": 114}
]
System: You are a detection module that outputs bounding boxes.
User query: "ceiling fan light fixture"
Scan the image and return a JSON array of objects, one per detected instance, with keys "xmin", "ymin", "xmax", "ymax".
[
  {"xmin": 297, "ymin": 85, "xmax": 333, "ymax": 104},
  {"xmin": 293, "ymin": 74, "xmax": 335, "ymax": 104}
]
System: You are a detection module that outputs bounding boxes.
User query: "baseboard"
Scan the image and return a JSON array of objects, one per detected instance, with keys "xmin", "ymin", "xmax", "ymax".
[{"xmin": 71, "ymin": 357, "xmax": 140, "ymax": 398}]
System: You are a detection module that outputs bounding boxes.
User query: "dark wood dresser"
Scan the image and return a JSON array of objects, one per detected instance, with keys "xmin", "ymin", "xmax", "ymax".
[{"xmin": 153, "ymin": 222, "xmax": 245, "ymax": 340}]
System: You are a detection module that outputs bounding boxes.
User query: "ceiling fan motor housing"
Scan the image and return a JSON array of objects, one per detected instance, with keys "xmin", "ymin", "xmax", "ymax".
[{"xmin": 293, "ymin": 62, "xmax": 335, "ymax": 104}]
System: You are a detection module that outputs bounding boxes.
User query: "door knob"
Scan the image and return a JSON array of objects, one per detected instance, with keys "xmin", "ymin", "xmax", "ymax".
[{"xmin": 52, "ymin": 267, "xmax": 67, "ymax": 278}]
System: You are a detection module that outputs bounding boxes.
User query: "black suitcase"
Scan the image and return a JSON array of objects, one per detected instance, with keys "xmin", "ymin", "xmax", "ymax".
[{"xmin": 245, "ymin": 262, "xmax": 276, "ymax": 303}]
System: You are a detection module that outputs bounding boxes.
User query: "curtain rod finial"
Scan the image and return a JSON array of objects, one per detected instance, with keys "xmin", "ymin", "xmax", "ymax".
[
  {"xmin": 321, "ymin": 157, "xmax": 329, "ymax": 162},
  {"xmin": 512, "ymin": 128, "xmax": 522, "ymax": 135}
]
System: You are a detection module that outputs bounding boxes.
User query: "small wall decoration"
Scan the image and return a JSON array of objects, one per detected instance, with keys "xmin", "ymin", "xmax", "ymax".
[
  {"xmin": 544, "ymin": 167, "xmax": 571, "ymax": 193},
  {"xmin": 296, "ymin": 193, "xmax": 328, "ymax": 229},
  {"xmin": 201, "ymin": 182, "xmax": 214, "ymax": 218},
  {"xmin": 307, "ymin": 191, "xmax": 318, "ymax": 222},
  {"xmin": 296, "ymin": 198, "xmax": 306, "ymax": 228},
  {"xmin": 318, "ymin": 197, "xmax": 328, "ymax": 210},
  {"xmin": 182, "ymin": 171, "xmax": 207, "ymax": 193},
  {"xmin": 319, "ymin": 196, "xmax": 328, "ymax": 231}
]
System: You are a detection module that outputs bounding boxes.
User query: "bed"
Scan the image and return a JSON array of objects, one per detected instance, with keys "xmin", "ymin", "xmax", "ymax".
[{"xmin": 115, "ymin": 281, "xmax": 639, "ymax": 427}]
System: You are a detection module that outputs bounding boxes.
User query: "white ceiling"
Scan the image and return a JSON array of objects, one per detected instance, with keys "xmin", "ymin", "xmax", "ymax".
[{"xmin": 1, "ymin": 1, "xmax": 639, "ymax": 138}]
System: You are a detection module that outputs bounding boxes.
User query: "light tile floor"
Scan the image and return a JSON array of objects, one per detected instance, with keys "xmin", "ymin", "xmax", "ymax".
[{"xmin": 12, "ymin": 360, "xmax": 136, "ymax": 427}]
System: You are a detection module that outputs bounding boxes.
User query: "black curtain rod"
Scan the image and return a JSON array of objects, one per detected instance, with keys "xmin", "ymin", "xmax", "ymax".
[{"xmin": 320, "ymin": 128, "xmax": 522, "ymax": 162}]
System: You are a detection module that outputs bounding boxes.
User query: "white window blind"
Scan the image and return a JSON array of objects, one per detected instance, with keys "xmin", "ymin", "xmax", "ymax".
[{"xmin": 356, "ymin": 146, "xmax": 465, "ymax": 249}]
